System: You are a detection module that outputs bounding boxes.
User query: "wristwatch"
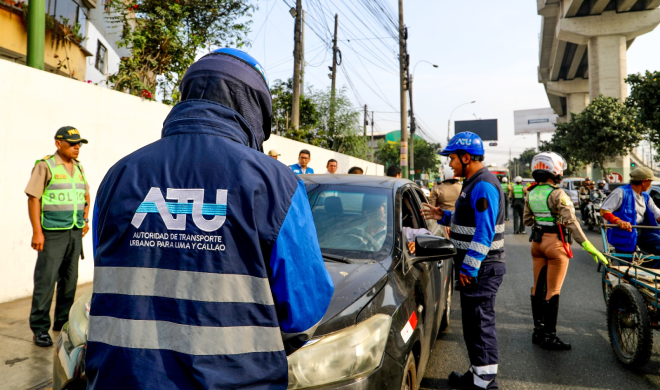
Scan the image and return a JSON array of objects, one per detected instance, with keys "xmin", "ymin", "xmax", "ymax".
[{"xmin": 84, "ymin": 218, "xmax": 89, "ymax": 223}]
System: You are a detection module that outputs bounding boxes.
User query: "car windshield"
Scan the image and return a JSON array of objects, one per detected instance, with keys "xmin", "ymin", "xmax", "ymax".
[{"xmin": 305, "ymin": 184, "xmax": 393, "ymax": 260}]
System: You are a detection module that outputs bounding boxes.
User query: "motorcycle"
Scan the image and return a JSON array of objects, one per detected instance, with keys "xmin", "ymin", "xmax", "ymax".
[{"xmin": 584, "ymin": 189, "xmax": 605, "ymax": 231}]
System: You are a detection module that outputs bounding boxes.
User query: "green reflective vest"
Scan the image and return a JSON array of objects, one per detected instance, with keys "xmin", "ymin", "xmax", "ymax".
[
  {"xmin": 528, "ymin": 185, "xmax": 557, "ymax": 227},
  {"xmin": 502, "ymin": 184, "xmax": 509, "ymax": 194},
  {"xmin": 38, "ymin": 156, "xmax": 87, "ymax": 230},
  {"xmin": 513, "ymin": 184, "xmax": 524, "ymax": 199}
]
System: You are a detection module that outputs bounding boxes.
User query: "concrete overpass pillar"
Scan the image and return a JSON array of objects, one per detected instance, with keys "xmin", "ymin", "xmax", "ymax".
[
  {"xmin": 546, "ymin": 79, "xmax": 589, "ymax": 122},
  {"xmin": 557, "ymin": 9, "xmax": 660, "ymax": 101},
  {"xmin": 588, "ymin": 35, "xmax": 627, "ymax": 101}
]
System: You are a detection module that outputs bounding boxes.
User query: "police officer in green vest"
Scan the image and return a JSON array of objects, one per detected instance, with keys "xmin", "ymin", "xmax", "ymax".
[
  {"xmin": 25, "ymin": 126, "xmax": 90, "ymax": 347},
  {"xmin": 523, "ymin": 152, "xmax": 607, "ymax": 350},
  {"xmin": 511, "ymin": 176, "xmax": 526, "ymax": 234},
  {"xmin": 501, "ymin": 177, "xmax": 510, "ymax": 221}
]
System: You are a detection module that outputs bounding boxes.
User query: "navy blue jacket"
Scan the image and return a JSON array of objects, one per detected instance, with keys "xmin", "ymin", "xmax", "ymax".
[
  {"xmin": 440, "ymin": 167, "xmax": 505, "ymax": 277},
  {"xmin": 86, "ymin": 100, "xmax": 334, "ymax": 389}
]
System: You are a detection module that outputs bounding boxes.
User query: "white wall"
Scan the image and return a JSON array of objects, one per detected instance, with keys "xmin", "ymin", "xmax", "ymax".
[
  {"xmin": 0, "ymin": 60, "xmax": 383, "ymax": 303},
  {"xmin": 263, "ymin": 136, "xmax": 384, "ymax": 175}
]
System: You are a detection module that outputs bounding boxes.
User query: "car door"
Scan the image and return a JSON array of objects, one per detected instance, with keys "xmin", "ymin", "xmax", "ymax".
[
  {"xmin": 649, "ymin": 187, "xmax": 660, "ymax": 209},
  {"xmin": 398, "ymin": 187, "xmax": 438, "ymax": 381}
]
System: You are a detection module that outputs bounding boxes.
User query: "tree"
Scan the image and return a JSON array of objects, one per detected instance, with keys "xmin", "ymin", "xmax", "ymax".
[
  {"xmin": 626, "ymin": 71, "xmax": 660, "ymax": 159},
  {"xmin": 270, "ymin": 80, "xmax": 368, "ymax": 159},
  {"xmin": 507, "ymin": 148, "xmax": 536, "ymax": 178},
  {"xmin": 543, "ymin": 95, "xmax": 646, "ymax": 181},
  {"xmin": 271, "ymin": 78, "xmax": 318, "ymax": 136},
  {"xmin": 375, "ymin": 140, "xmax": 399, "ymax": 170},
  {"xmin": 106, "ymin": 0, "xmax": 254, "ymax": 104},
  {"xmin": 375, "ymin": 138, "xmax": 441, "ymax": 175},
  {"xmin": 539, "ymin": 125, "xmax": 586, "ymax": 177}
]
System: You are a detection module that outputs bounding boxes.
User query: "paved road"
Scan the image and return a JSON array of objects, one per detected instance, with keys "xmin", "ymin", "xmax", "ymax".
[{"xmin": 421, "ymin": 217, "xmax": 660, "ymax": 390}]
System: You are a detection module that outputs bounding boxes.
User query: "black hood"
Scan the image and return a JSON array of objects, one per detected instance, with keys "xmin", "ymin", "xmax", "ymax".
[{"xmin": 179, "ymin": 52, "xmax": 272, "ymax": 149}]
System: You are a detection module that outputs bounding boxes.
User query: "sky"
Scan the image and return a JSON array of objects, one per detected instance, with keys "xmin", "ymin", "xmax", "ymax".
[{"xmin": 241, "ymin": 0, "xmax": 660, "ymax": 166}]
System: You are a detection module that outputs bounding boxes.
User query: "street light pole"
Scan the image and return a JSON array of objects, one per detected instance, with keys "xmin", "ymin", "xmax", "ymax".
[
  {"xmin": 408, "ymin": 60, "xmax": 438, "ymax": 181},
  {"xmin": 447, "ymin": 101, "xmax": 476, "ymax": 142}
]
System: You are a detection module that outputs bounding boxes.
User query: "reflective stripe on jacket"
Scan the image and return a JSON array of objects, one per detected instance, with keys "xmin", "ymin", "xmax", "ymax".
[
  {"xmin": 608, "ymin": 184, "xmax": 658, "ymax": 252},
  {"xmin": 39, "ymin": 156, "xmax": 86, "ymax": 230},
  {"xmin": 86, "ymin": 101, "xmax": 334, "ymax": 390}
]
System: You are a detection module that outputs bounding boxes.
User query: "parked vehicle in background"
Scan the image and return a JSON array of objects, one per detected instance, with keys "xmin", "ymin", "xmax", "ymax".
[
  {"xmin": 53, "ymin": 175, "xmax": 456, "ymax": 390},
  {"xmin": 522, "ymin": 178, "xmax": 535, "ymax": 188},
  {"xmin": 487, "ymin": 166, "xmax": 509, "ymax": 181},
  {"xmin": 648, "ymin": 185, "xmax": 660, "ymax": 209},
  {"xmin": 559, "ymin": 178, "xmax": 585, "ymax": 207}
]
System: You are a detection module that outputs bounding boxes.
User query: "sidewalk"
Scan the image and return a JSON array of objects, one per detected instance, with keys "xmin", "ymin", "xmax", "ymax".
[{"xmin": 0, "ymin": 283, "xmax": 92, "ymax": 390}]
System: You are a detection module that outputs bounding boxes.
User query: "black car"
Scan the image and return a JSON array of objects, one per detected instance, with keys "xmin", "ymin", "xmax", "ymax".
[{"xmin": 54, "ymin": 175, "xmax": 455, "ymax": 390}]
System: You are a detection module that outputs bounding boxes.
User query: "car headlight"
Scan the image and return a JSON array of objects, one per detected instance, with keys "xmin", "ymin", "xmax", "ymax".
[
  {"xmin": 68, "ymin": 290, "xmax": 92, "ymax": 348},
  {"xmin": 287, "ymin": 314, "xmax": 392, "ymax": 389}
]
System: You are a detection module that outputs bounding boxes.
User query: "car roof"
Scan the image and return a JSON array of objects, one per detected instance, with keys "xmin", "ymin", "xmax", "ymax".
[
  {"xmin": 561, "ymin": 177, "xmax": 586, "ymax": 182},
  {"xmin": 300, "ymin": 174, "xmax": 413, "ymax": 191}
]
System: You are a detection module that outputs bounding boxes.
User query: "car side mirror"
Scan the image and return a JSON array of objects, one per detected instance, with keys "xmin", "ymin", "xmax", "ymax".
[{"xmin": 412, "ymin": 235, "xmax": 456, "ymax": 263}]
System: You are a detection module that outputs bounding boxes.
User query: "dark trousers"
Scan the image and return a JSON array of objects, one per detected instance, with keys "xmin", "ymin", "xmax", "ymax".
[
  {"xmin": 460, "ymin": 262, "xmax": 506, "ymax": 389},
  {"xmin": 503, "ymin": 196, "xmax": 509, "ymax": 220},
  {"xmin": 512, "ymin": 199, "xmax": 525, "ymax": 233},
  {"xmin": 30, "ymin": 228, "xmax": 82, "ymax": 334}
]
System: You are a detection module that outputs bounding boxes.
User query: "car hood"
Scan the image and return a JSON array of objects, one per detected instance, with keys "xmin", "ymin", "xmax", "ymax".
[{"xmin": 314, "ymin": 260, "xmax": 388, "ymax": 337}]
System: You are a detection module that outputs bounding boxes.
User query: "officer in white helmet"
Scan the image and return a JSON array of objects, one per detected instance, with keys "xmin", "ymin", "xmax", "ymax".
[
  {"xmin": 524, "ymin": 152, "xmax": 607, "ymax": 351},
  {"xmin": 501, "ymin": 177, "xmax": 510, "ymax": 221},
  {"xmin": 429, "ymin": 164, "xmax": 461, "ymax": 212},
  {"xmin": 511, "ymin": 176, "xmax": 526, "ymax": 234}
]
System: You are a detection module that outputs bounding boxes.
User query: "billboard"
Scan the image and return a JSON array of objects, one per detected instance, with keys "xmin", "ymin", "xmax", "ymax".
[
  {"xmin": 514, "ymin": 108, "xmax": 558, "ymax": 134},
  {"xmin": 455, "ymin": 119, "xmax": 498, "ymax": 141}
]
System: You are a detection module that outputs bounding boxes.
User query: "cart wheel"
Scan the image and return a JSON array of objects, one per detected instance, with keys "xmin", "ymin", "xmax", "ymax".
[
  {"xmin": 602, "ymin": 276, "xmax": 613, "ymax": 306},
  {"xmin": 607, "ymin": 284, "xmax": 653, "ymax": 368}
]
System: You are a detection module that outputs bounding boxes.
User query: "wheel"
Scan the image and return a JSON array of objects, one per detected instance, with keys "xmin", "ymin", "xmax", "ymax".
[
  {"xmin": 439, "ymin": 273, "xmax": 453, "ymax": 333},
  {"xmin": 400, "ymin": 352, "xmax": 417, "ymax": 390},
  {"xmin": 607, "ymin": 284, "xmax": 653, "ymax": 368}
]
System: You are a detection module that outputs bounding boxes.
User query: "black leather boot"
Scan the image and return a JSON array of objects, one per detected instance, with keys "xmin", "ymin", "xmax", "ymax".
[
  {"xmin": 531, "ymin": 295, "xmax": 544, "ymax": 345},
  {"xmin": 541, "ymin": 295, "xmax": 571, "ymax": 350}
]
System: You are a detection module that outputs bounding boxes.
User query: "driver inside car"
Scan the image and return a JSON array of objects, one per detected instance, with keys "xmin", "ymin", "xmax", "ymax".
[{"xmin": 357, "ymin": 194, "xmax": 388, "ymax": 250}]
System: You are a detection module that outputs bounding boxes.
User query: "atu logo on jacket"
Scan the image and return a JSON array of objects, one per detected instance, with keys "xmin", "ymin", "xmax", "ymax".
[{"xmin": 131, "ymin": 188, "xmax": 228, "ymax": 232}]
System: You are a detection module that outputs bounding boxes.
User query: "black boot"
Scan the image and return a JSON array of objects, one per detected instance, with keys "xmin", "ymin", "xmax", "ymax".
[
  {"xmin": 531, "ymin": 295, "xmax": 544, "ymax": 345},
  {"xmin": 541, "ymin": 295, "xmax": 571, "ymax": 350}
]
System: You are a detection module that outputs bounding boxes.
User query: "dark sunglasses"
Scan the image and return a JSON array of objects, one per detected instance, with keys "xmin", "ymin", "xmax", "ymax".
[{"xmin": 62, "ymin": 140, "xmax": 83, "ymax": 147}]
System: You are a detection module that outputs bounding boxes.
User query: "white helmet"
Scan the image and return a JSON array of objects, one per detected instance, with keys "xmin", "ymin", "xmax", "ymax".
[
  {"xmin": 514, "ymin": 176, "xmax": 523, "ymax": 183},
  {"xmin": 442, "ymin": 165, "xmax": 455, "ymax": 181},
  {"xmin": 502, "ymin": 177, "xmax": 508, "ymax": 183},
  {"xmin": 531, "ymin": 152, "xmax": 567, "ymax": 178}
]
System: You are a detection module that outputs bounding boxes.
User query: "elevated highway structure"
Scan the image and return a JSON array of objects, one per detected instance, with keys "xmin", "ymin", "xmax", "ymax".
[{"xmin": 538, "ymin": 0, "xmax": 660, "ymax": 122}]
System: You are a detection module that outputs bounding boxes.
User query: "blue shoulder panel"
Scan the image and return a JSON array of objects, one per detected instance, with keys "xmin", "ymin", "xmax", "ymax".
[{"xmin": 269, "ymin": 181, "xmax": 334, "ymax": 333}]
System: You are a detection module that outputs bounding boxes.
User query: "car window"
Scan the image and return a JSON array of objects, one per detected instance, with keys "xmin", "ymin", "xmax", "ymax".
[
  {"xmin": 306, "ymin": 184, "xmax": 393, "ymax": 260},
  {"xmin": 401, "ymin": 189, "xmax": 425, "ymax": 230},
  {"xmin": 559, "ymin": 181, "xmax": 569, "ymax": 189}
]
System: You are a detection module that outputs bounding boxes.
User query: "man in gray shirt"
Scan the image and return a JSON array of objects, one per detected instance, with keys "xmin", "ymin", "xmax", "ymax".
[{"xmin": 601, "ymin": 167, "xmax": 660, "ymax": 259}]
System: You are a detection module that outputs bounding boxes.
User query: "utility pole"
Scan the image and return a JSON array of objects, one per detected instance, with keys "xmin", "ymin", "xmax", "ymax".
[
  {"xmin": 409, "ymin": 74, "xmax": 416, "ymax": 181},
  {"xmin": 371, "ymin": 111, "xmax": 375, "ymax": 161},
  {"xmin": 26, "ymin": 0, "xmax": 45, "ymax": 70},
  {"xmin": 291, "ymin": 0, "xmax": 302, "ymax": 130},
  {"xmin": 329, "ymin": 14, "xmax": 339, "ymax": 129},
  {"xmin": 301, "ymin": 10, "xmax": 305, "ymax": 96},
  {"xmin": 398, "ymin": 0, "xmax": 409, "ymax": 179},
  {"xmin": 363, "ymin": 104, "xmax": 368, "ymax": 137}
]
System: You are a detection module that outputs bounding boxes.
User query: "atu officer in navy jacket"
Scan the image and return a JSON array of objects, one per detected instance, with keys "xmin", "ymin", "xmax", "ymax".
[
  {"xmin": 86, "ymin": 49, "xmax": 334, "ymax": 390},
  {"xmin": 423, "ymin": 132, "xmax": 505, "ymax": 390}
]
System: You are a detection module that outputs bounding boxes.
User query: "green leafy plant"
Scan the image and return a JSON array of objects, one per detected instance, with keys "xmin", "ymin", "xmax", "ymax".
[
  {"xmin": 626, "ymin": 71, "xmax": 660, "ymax": 160},
  {"xmin": 106, "ymin": 0, "xmax": 254, "ymax": 104}
]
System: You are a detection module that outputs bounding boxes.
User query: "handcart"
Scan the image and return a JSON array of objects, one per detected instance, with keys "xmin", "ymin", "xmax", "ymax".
[{"xmin": 601, "ymin": 223, "xmax": 660, "ymax": 368}]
